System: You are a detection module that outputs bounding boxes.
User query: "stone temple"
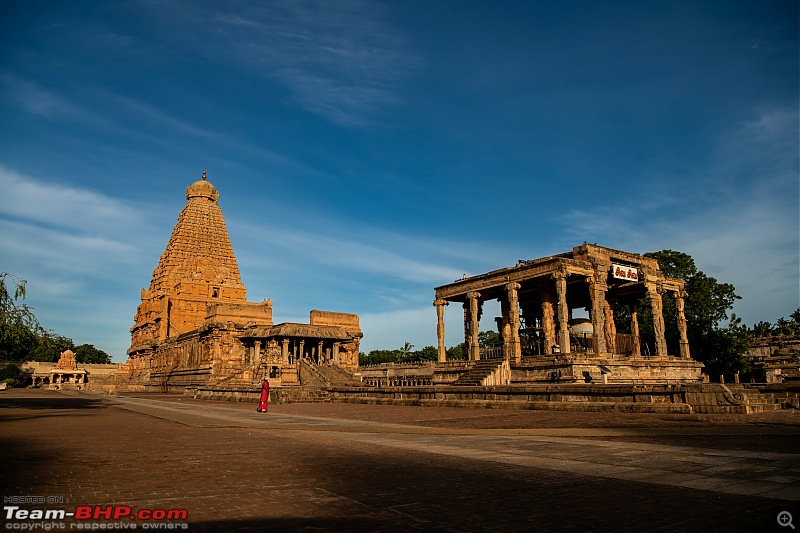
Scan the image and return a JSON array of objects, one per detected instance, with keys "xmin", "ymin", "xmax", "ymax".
[
  {"xmin": 115, "ymin": 172, "xmax": 792, "ymax": 413},
  {"xmin": 432, "ymin": 243, "xmax": 703, "ymax": 384},
  {"xmin": 121, "ymin": 171, "xmax": 362, "ymax": 390}
]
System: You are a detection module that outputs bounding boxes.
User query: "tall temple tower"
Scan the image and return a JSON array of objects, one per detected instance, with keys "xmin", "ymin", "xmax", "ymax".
[
  {"xmin": 128, "ymin": 171, "xmax": 271, "ymax": 360},
  {"xmin": 121, "ymin": 170, "xmax": 360, "ymax": 390}
]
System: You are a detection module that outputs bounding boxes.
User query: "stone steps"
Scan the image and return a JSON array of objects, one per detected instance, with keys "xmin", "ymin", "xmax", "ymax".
[
  {"xmin": 273, "ymin": 387, "xmax": 332, "ymax": 403},
  {"xmin": 452, "ymin": 359, "xmax": 504, "ymax": 386}
]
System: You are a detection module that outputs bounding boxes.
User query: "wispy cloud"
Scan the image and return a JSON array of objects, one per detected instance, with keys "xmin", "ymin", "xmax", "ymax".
[
  {"xmin": 154, "ymin": 0, "xmax": 419, "ymax": 125},
  {"xmin": 0, "ymin": 74, "xmax": 84, "ymax": 120},
  {"xmin": 235, "ymin": 222, "xmax": 462, "ymax": 284},
  {"xmin": 0, "ymin": 165, "xmax": 140, "ymax": 235},
  {"xmin": 0, "ymin": 167, "xmax": 166, "ymax": 357}
]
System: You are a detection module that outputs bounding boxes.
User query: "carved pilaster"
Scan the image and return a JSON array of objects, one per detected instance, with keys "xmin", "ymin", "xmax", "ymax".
[
  {"xmin": 541, "ymin": 289, "xmax": 556, "ymax": 355},
  {"xmin": 553, "ymin": 271, "xmax": 570, "ymax": 354},
  {"xmin": 505, "ymin": 282, "xmax": 522, "ymax": 364},
  {"xmin": 646, "ymin": 282, "xmax": 668, "ymax": 357},
  {"xmin": 675, "ymin": 289, "xmax": 691, "ymax": 359},
  {"xmin": 467, "ymin": 291, "xmax": 481, "ymax": 361},
  {"xmin": 462, "ymin": 302, "xmax": 470, "ymax": 360},
  {"xmin": 631, "ymin": 310, "xmax": 641, "ymax": 357},
  {"xmin": 281, "ymin": 338, "xmax": 289, "ymax": 364},
  {"xmin": 587, "ymin": 273, "xmax": 608, "ymax": 355},
  {"xmin": 434, "ymin": 298, "xmax": 449, "ymax": 363}
]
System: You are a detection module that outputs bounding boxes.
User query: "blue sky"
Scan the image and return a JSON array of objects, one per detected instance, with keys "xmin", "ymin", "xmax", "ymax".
[{"xmin": 1, "ymin": 1, "xmax": 797, "ymax": 362}]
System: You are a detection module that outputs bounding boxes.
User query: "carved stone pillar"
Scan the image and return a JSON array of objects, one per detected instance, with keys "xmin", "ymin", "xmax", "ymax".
[
  {"xmin": 588, "ymin": 274, "xmax": 608, "ymax": 355},
  {"xmin": 505, "ymin": 283, "xmax": 522, "ymax": 364},
  {"xmin": 500, "ymin": 297, "xmax": 511, "ymax": 355},
  {"xmin": 332, "ymin": 341, "xmax": 340, "ymax": 364},
  {"xmin": 631, "ymin": 311, "xmax": 641, "ymax": 357},
  {"xmin": 675, "ymin": 290, "xmax": 691, "ymax": 359},
  {"xmin": 553, "ymin": 271, "xmax": 570, "ymax": 354},
  {"xmin": 462, "ymin": 302, "xmax": 471, "ymax": 360},
  {"xmin": 299, "ymin": 339, "xmax": 305, "ymax": 360},
  {"xmin": 254, "ymin": 340, "xmax": 261, "ymax": 362},
  {"xmin": 467, "ymin": 291, "xmax": 482, "ymax": 361},
  {"xmin": 434, "ymin": 298, "xmax": 448, "ymax": 363},
  {"xmin": 541, "ymin": 290, "xmax": 556, "ymax": 355},
  {"xmin": 646, "ymin": 282, "xmax": 668, "ymax": 357},
  {"xmin": 603, "ymin": 300, "xmax": 617, "ymax": 355},
  {"xmin": 281, "ymin": 339, "xmax": 290, "ymax": 364},
  {"xmin": 317, "ymin": 341, "xmax": 324, "ymax": 363}
]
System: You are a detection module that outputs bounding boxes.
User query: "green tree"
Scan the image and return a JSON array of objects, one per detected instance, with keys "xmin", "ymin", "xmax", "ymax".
[
  {"xmin": 751, "ymin": 321, "xmax": 774, "ymax": 337},
  {"xmin": 414, "ymin": 346, "xmax": 438, "ymax": 362},
  {"xmin": 28, "ymin": 333, "xmax": 74, "ymax": 362},
  {"xmin": 74, "ymin": 344, "xmax": 111, "ymax": 364},
  {"xmin": 477, "ymin": 330, "xmax": 500, "ymax": 348},
  {"xmin": 644, "ymin": 250, "xmax": 745, "ymax": 379},
  {"xmin": 0, "ymin": 363, "xmax": 22, "ymax": 388},
  {"xmin": 446, "ymin": 344, "xmax": 465, "ymax": 360},
  {"xmin": 362, "ymin": 349, "xmax": 403, "ymax": 365},
  {"xmin": 0, "ymin": 273, "xmax": 44, "ymax": 361}
]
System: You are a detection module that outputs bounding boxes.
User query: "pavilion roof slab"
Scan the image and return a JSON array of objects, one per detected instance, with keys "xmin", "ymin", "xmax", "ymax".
[{"xmin": 435, "ymin": 257, "xmax": 595, "ymax": 301}]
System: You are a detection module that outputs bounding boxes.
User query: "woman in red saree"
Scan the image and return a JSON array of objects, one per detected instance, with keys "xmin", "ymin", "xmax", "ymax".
[{"xmin": 257, "ymin": 379, "xmax": 269, "ymax": 412}]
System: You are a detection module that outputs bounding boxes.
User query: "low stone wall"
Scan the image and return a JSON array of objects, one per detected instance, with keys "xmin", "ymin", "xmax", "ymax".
[
  {"xmin": 191, "ymin": 385, "xmax": 332, "ymax": 404},
  {"xmin": 327, "ymin": 383, "xmax": 779, "ymax": 414},
  {"xmin": 185, "ymin": 381, "xmax": 789, "ymax": 414},
  {"xmin": 751, "ymin": 383, "xmax": 800, "ymax": 409}
]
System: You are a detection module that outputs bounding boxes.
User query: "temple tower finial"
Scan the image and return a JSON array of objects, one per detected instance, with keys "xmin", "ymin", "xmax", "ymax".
[{"xmin": 202, "ymin": 168, "xmax": 207, "ymax": 180}]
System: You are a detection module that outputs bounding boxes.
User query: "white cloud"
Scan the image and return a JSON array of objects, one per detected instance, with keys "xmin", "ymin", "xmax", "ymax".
[
  {"xmin": 0, "ymin": 165, "xmax": 140, "ymax": 235},
  {"xmin": 0, "ymin": 167, "xmax": 174, "ymax": 360},
  {"xmin": 234, "ymin": 221, "xmax": 465, "ymax": 284}
]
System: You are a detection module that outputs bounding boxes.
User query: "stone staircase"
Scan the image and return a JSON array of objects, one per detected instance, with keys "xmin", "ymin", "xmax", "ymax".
[
  {"xmin": 273, "ymin": 387, "xmax": 332, "ymax": 403},
  {"xmin": 299, "ymin": 360, "xmax": 361, "ymax": 387},
  {"xmin": 452, "ymin": 359, "xmax": 505, "ymax": 386}
]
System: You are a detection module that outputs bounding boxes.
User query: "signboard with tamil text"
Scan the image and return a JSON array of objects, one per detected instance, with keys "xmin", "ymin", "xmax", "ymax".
[{"xmin": 611, "ymin": 263, "xmax": 638, "ymax": 281}]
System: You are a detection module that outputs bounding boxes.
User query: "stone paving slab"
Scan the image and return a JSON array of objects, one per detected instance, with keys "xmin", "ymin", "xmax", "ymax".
[{"xmin": 2, "ymin": 388, "xmax": 799, "ymax": 532}]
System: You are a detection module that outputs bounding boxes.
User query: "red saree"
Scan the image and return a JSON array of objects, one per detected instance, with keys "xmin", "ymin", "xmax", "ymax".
[{"xmin": 257, "ymin": 380, "xmax": 269, "ymax": 412}]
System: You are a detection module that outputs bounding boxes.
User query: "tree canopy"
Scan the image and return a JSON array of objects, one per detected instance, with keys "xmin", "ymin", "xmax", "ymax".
[
  {"xmin": 359, "ymin": 342, "xmax": 464, "ymax": 366},
  {"xmin": 1, "ymin": 272, "xmax": 111, "ymax": 364},
  {"xmin": 0, "ymin": 273, "xmax": 43, "ymax": 360},
  {"xmin": 750, "ymin": 309, "xmax": 800, "ymax": 338},
  {"xmin": 644, "ymin": 250, "xmax": 745, "ymax": 378}
]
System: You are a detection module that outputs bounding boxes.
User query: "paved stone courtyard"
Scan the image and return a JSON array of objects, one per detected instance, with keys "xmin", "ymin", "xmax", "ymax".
[{"xmin": 2, "ymin": 389, "xmax": 799, "ymax": 532}]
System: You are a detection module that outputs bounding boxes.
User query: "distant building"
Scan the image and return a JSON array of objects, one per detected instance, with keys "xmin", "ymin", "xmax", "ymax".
[
  {"xmin": 120, "ymin": 171, "xmax": 361, "ymax": 390},
  {"xmin": 13, "ymin": 350, "xmax": 118, "ymax": 391}
]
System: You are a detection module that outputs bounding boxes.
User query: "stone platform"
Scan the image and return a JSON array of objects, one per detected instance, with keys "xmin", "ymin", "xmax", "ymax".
[
  {"xmin": 2, "ymin": 388, "xmax": 799, "ymax": 532},
  {"xmin": 188, "ymin": 382, "xmax": 789, "ymax": 414}
]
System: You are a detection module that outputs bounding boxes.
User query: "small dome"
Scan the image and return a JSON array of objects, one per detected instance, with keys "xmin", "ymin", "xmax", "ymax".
[{"xmin": 186, "ymin": 169, "xmax": 219, "ymax": 203}]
